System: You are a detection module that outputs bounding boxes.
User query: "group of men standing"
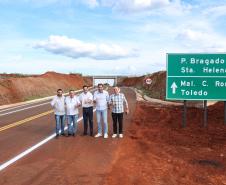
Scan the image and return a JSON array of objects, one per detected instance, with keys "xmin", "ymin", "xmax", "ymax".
[{"xmin": 50, "ymin": 84, "xmax": 129, "ymax": 139}]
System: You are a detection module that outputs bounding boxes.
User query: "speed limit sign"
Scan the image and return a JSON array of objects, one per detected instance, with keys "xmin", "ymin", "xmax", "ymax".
[{"xmin": 145, "ymin": 78, "xmax": 152, "ymax": 85}]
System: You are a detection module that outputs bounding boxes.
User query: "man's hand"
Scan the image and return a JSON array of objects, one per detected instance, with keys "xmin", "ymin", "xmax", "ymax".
[
  {"xmin": 75, "ymin": 103, "xmax": 81, "ymax": 108},
  {"xmin": 107, "ymin": 103, "xmax": 111, "ymax": 110},
  {"xmin": 125, "ymin": 108, "xmax": 129, "ymax": 115}
]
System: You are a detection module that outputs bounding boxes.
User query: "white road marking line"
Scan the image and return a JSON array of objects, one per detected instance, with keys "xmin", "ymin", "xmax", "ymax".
[
  {"xmin": 0, "ymin": 108, "xmax": 96, "ymax": 171},
  {"xmin": 0, "ymin": 102, "xmax": 48, "ymax": 113},
  {"xmin": 0, "ymin": 102, "xmax": 50, "ymax": 117},
  {"xmin": 0, "ymin": 88, "xmax": 96, "ymax": 116}
]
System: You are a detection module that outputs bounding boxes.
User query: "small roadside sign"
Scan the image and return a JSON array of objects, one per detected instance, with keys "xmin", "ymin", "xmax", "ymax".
[{"xmin": 145, "ymin": 78, "xmax": 152, "ymax": 85}]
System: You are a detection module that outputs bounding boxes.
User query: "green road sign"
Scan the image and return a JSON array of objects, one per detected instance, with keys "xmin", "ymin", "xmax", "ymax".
[{"xmin": 166, "ymin": 53, "xmax": 226, "ymax": 100}]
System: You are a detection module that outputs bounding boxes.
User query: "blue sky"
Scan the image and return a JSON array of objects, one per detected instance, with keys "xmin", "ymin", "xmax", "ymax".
[{"xmin": 1, "ymin": 0, "xmax": 226, "ymax": 75}]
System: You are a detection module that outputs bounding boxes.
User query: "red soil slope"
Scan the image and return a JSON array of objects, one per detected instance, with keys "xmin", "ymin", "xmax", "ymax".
[
  {"xmin": 0, "ymin": 72, "xmax": 92, "ymax": 105},
  {"xmin": 104, "ymin": 101, "xmax": 226, "ymax": 185},
  {"xmin": 119, "ymin": 76, "xmax": 145, "ymax": 87},
  {"xmin": 120, "ymin": 71, "xmax": 166, "ymax": 100}
]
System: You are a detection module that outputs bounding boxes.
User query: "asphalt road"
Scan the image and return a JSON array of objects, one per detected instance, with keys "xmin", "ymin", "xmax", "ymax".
[{"xmin": 0, "ymin": 87, "xmax": 136, "ymax": 185}]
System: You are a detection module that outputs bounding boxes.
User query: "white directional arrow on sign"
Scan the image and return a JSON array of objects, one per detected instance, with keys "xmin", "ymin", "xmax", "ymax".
[{"xmin": 171, "ymin": 82, "xmax": 178, "ymax": 94}]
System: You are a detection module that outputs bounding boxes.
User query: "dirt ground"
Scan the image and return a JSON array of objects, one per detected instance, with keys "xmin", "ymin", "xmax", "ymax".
[
  {"xmin": 1, "ymin": 86, "xmax": 226, "ymax": 185},
  {"xmin": 104, "ymin": 101, "xmax": 226, "ymax": 185},
  {"xmin": 0, "ymin": 88, "xmax": 137, "ymax": 185}
]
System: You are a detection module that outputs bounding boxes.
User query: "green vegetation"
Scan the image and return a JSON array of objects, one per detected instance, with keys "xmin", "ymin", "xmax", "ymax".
[
  {"xmin": 69, "ymin": 72, "xmax": 82, "ymax": 76},
  {"xmin": 64, "ymin": 87, "xmax": 79, "ymax": 92},
  {"xmin": 0, "ymin": 73, "xmax": 33, "ymax": 78},
  {"xmin": 23, "ymin": 95, "xmax": 48, "ymax": 101},
  {"xmin": 23, "ymin": 86, "xmax": 80, "ymax": 102},
  {"xmin": 137, "ymin": 87, "xmax": 166, "ymax": 100}
]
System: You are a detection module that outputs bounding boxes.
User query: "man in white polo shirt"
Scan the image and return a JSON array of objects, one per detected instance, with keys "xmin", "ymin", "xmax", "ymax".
[
  {"xmin": 50, "ymin": 89, "xmax": 66, "ymax": 138},
  {"xmin": 79, "ymin": 85, "xmax": 94, "ymax": 136},
  {"xmin": 65, "ymin": 90, "xmax": 81, "ymax": 137},
  {"xmin": 93, "ymin": 83, "xmax": 109, "ymax": 139}
]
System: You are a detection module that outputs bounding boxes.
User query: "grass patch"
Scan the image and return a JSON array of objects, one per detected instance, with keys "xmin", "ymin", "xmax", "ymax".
[{"xmin": 23, "ymin": 95, "xmax": 49, "ymax": 102}]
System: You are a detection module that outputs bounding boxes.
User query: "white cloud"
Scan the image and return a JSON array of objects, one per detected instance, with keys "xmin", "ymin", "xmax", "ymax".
[
  {"xmin": 103, "ymin": 0, "xmax": 170, "ymax": 12},
  {"xmin": 0, "ymin": 0, "xmax": 190, "ymax": 15},
  {"xmin": 203, "ymin": 5, "xmax": 226, "ymax": 19},
  {"xmin": 34, "ymin": 35, "xmax": 137, "ymax": 60},
  {"xmin": 0, "ymin": 0, "xmax": 69, "ymax": 6},
  {"xmin": 176, "ymin": 29, "xmax": 226, "ymax": 52},
  {"xmin": 98, "ymin": 0, "xmax": 191, "ymax": 15},
  {"xmin": 79, "ymin": 0, "xmax": 99, "ymax": 8}
]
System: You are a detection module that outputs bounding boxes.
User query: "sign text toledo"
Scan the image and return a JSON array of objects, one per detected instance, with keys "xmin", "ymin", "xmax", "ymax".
[{"xmin": 167, "ymin": 53, "xmax": 226, "ymax": 100}]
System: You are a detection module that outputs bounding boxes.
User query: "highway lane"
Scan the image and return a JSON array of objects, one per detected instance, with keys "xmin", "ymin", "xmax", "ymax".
[
  {"xmin": 0, "ymin": 87, "xmax": 136, "ymax": 185},
  {"xmin": 0, "ymin": 99, "xmax": 51, "ymax": 115},
  {"xmin": 0, "ymin": 89, "xmax": 95, "ymax": 128},
  {"xmin": 0, "ymin": 87, "xmax": 98, "ymax": 165},
  {"xmin": 0, "ymin": 88, "xmax": 95, "ymax": 115}
]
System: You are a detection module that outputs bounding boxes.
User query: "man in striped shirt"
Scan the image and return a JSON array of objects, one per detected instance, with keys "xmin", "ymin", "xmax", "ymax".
[{"xmin": 109, "ymin": 86, "xmax": 129, "ymax": 138}]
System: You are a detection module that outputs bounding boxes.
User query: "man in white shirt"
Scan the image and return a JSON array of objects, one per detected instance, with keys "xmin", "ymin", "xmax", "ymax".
[
  {"xmin": 79, "ymin": 85, "xmax": 94, "ymax": 136},
  {"xmin": 65, "ymin": 90, "xmax": 81, "ymax": 137},
  {"xmin": 50, "ymin": 89, "xmax": 66, "ymax": 138},
  {"xmin": 93, "ymin": 83, "xmax": 109, "ymax": 139}
]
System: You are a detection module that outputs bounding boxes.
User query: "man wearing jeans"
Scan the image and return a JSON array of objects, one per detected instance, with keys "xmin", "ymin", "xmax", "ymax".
[
  {"xmin": 51, "ymin": 89, "xmax": 66, "ymax": 138},
  {"xmin": 65, "ymin": 90, "xmax": 80, "ymax": 137},
  {"xmin": 94, "ymin": 83, "xmax": 109, "ymax": 139},
  {"xmin": 79, "ymin": 85, "xmax": 94, "ymax": 136},
  {"xmin": 109, "ymin": 86, "xmax": 129, "ymax": 138}
]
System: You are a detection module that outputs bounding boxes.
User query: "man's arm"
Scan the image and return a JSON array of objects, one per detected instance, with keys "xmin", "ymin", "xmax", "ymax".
[
  {"xmin": 108, "ymin": 95, "xmax": 112, "ymax": 109},
  {"xmin": 87, "ymin": 92, "xmax": 93, "ymax": 103},
  {"xmin": 93, "ymin": 92, "xmax": 97, "ymax": 104},
  {"xmin": 75, "ymin": 96, "xmax": 81, "ymax": 108},
  {"xmin": 106, "ymin": 91, "xmax": 110, "ymax": 103},
  {"xmin": 50, "ymin": 97, "xmax": 56, "ymax": 108},
  {"xmin": 123, "ymin": 94, "xmax": 129, "ymax": 114},
  {"xmin": 106, "ymin": 92, "xmax": 111, "ymax": 109},
  {"xmin": 78, "ymin": 93, "xmax": 82, "ymax": 103}
]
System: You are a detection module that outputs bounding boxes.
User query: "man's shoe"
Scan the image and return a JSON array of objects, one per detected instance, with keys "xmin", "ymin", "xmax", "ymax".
[
  {"xmin": 72, "ymin": 133, "xmax": 75, "ymax": 137},
  {"xmin": 112, "ymin": 134, "xmax": 117, "ymax": 138},
  {"xmin": 61, "ymin": 133, "xmax": 65, "ymax": 136},
  {"xmin": 119, "ymin": 134, "xmax": 123, "ymax": 138},
  {"xmin": 94, "ymin": 133, "xmax": 102, "ymax": 138},
  {"xmin": 104, "ymin": 134, "xmax": 108, "ymax": 139},
  {"xmin": 55, "ymin": 134, "xmax": 59, "ymax": 139}
]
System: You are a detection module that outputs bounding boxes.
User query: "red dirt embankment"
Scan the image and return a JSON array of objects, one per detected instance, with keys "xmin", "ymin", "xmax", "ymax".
[
  {"xmin": 120, "ymin": 71, "xmax": 204, "ymax": 107},
  {"xmin": 120, "ymin": 76, "xmax": 145, "ymax": 87},
  {"xmin": 120, "ymin": 71, "xmax": 166, "ymax": 100},
  {"xmin": 104, "ymin": 101, "xmax": 226, "ymax": 185},
  {"xmin": 0, "ymin": 72, "xmax": 92, "ymax": 105}
]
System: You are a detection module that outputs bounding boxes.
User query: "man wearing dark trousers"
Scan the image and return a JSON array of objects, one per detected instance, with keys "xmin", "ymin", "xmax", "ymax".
[
  {"xmin": 79, "ymin": 85, "xmax": 94, "ymax": 136},
  {"xmin": 109, "ymin": 86, "xmax": 129, "ymax": 138}
]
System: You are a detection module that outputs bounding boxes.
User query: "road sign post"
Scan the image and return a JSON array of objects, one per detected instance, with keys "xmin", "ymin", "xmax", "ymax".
[
  {"xmin": 166, "ymin": 53, "xmax": 226, "ymax": 127},
  {"xmin": 204, "ymin": 100, "xmax": 208, "ymax": 127},
  {"xmin": 224, "ymin": 101, "xmax": 226, "ymax": 125},
  {"xmin": 183, "ymin": 100, "xmax": 187, "ymax": 128}
]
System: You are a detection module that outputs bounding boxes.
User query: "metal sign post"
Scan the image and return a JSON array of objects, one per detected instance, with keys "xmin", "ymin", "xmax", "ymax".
[
  {"xmin": 204, "ymin": 100, "xmax": 208, "ymax": 127},
  {"xmin": 224, "ymin": 101, "xmax": 226, "ymax": 125},
  {"xmin": 183, "ymin": 100, "xmax": 187, "ymax": 128}
]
